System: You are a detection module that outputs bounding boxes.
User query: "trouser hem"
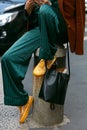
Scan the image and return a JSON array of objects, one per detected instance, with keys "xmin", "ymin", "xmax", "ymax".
[{"xmin": 4, "ymin": 95, "xmax": 28, "ymax": 106}]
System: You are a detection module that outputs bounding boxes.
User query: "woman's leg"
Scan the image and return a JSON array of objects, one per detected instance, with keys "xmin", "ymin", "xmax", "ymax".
[
  {"xmin": 1, "ymin": 27, "xmax": 40, "ymax": 106},
  {"xmin": 38, "ymin": 4, "xmax": 59, "ymax": 60},
  {"xmin": 33, "ymin": 4, "xmax": 59, "ymax": 77}
]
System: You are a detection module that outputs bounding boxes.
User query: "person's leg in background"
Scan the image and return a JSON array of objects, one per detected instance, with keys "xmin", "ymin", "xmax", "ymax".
[
  {"xmin": 1, "ymin": 27, "xmax": 40, "ymax": 123},
  {"xmin": 33, "ymin": 4, "xmax": 59, "ymax": 76}
]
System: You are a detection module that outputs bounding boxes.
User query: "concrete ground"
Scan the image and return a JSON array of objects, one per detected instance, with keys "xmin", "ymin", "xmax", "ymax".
[{"xmin": 0, "ymin": 39, "xmax": 87, "ymax": 130}]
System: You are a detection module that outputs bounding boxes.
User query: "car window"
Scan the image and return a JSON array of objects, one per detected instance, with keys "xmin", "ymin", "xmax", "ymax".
[
  {"xmin": 0, "ymin": 0, "xmax": 26, "ymax": 4},
  {"xmin": 11, "ymin": 0, "xmax": 26, "ymax": 2}
]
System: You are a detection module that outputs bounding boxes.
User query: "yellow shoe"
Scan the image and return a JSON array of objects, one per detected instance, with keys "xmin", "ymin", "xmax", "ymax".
[
  {"xmin": 47, "ymin": 57, "xmax": 56, "ymax": 69},
  {"xmin": 19, "ymin": 96, "xmax": 34, "ymax": 123},
  {"xmin": 33, "ymin": 59, "xmax": 46, "ymax": 77}
]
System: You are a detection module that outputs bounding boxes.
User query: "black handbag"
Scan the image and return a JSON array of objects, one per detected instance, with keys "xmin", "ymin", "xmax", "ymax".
[{"xmin": 39, "ymin": 42, "xmax": 70, "ymax": 107}]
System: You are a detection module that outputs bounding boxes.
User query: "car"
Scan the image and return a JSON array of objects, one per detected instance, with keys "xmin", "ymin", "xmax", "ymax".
[
  {"xmin": 85, "ymin": 0, "xmax": 87, "ymax": 12},
  {"xmin": 0, "ymin": 0, "xmax": 27, "ymax": 55}
]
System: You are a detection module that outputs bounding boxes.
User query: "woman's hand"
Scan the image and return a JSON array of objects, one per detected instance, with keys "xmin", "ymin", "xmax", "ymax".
[
  {"xmin": 25, "ymin": 0, "xmax": 52, "ymax": 15},
  {"xmin": 25, "ymin": 0, "xmax": 35, "ymax": 15},
  {"xmin": 34, "ymin": 0, "xmax": 52, "ymax": 6}
]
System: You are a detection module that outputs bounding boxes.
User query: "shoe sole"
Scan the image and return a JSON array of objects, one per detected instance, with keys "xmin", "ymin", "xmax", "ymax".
[{"xmin": 33, "ymin": 72, "xmax": 45, "ymax": 77}]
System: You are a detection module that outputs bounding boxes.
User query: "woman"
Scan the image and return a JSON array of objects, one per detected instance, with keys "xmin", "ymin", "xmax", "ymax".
[
  {"xmin": 33, "ymin": 0, "xmax": 85, "ymax": 76},
  {"xmin": 1, "ymin": 0, "xmax": 85, "ymax": 123}
]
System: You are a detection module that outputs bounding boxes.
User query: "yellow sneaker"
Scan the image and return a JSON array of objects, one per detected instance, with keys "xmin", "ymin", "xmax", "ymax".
[
  {"xmin": 19, "ymin": 96, "xmax": 34, "ymax": 123},
  {"xmin": 33, "ymin": 59, "xmax": 46, "ymax": 77},
  {"xmin": 47, "ymin": 57, "xmax": 56, "ymax": 69}
]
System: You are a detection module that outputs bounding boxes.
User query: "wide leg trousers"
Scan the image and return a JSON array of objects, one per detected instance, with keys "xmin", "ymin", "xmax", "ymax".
[{"xmin": 1, "ymin": 4, "xmax": 59, "ymax": 106}]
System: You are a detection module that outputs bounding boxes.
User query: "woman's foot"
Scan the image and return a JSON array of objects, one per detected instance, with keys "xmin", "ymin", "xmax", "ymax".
[
  {"xmin": 19, "ymin": 96, "xmax": 34, "ymax": 123},
  {"xmin": 33, "ymin": 57, "xmax": 56, "ymax": 77},
  {"xmin": 33, "ymin": 59, "xmax": 46, "ymax": 77},
  {"xmin": 47, "ymin": 57, "xmax": 56, "ymax": 69}
]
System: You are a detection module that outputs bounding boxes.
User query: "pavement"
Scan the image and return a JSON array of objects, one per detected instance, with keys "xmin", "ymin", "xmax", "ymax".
[{"xmin": 0, "ymin": 38, "xmax": 87, "ymax": 130}]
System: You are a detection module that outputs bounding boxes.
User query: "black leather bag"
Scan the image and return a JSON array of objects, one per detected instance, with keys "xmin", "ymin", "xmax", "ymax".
[{"xmin": 39, "ymin": 42, "xmax": 70, "ymax": 106}]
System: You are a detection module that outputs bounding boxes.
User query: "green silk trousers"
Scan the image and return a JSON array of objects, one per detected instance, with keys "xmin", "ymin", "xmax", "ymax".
[{"xmin": 1, "ymin": 4, "xmax": 60, "ymax": 106}]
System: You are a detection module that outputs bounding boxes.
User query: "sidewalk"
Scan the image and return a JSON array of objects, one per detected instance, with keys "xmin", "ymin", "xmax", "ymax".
[{"xmin": 0, "ymin": 40, "xmax": 87, "ymax": 130}]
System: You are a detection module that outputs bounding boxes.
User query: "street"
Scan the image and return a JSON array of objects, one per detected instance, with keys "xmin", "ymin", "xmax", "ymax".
[{"xmin": 0, "ymin": 14, "xmax": 87, "ymax": 130}]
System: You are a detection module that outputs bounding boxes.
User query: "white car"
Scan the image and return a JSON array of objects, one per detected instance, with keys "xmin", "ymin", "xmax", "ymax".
[{"xmin": 85, "ymin": 0, "xmax": 87, "ymax": 12}]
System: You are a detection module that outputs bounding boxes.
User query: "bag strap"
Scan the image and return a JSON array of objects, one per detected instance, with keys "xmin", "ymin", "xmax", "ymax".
[{"xmin": 66, "ymin": 42, "xmax": 70, "ymax": 77}]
